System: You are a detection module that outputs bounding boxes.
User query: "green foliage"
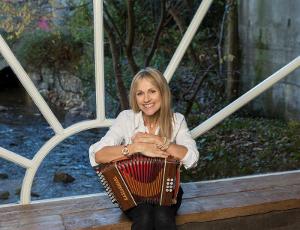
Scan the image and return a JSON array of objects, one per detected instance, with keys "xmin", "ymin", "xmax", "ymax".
[
  {"xmin": 181, "ymin": 117, "xmax": 300, "ymax": 182},
  {"xmin": 17, "ymin": 30, "xmax": 83, "ymax": 73},
  {"xmin": 0, "ymin": 1, "xmax": 34, "ymax": 41},
  {"xmin": 67, "ymin": 1, "xmax": 93, "ymax": 43}
]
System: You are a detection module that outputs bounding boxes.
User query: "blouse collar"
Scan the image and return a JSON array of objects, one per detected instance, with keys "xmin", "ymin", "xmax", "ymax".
[{"xmin": 134, "ymin": 111, "xmax": 159, "ymax": 135}]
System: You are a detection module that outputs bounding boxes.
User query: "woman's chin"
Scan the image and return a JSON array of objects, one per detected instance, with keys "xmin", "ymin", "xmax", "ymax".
[{"xmin": 142, "ymin": 109, "xmax": 158, "ymax": 117}]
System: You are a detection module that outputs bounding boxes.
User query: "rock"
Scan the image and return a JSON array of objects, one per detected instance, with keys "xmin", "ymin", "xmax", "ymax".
[
  {"xmin": 9, "ymin": 142, "xmax": 17, "ymax": 147},
  {"xmin": 39, "ymin": 89, "xmax": 49, "ymax": 98},
  {"xmin": 53, "ymin": 172, "xmax": 75, "ymax": 183},
  {"xmin": 39, "ymin": 82, "xmax": 49, "ymax": 90},
  {"xmin": 82, "ymin": 184, "xmax": 92, "ymax": 188},
  {"xmin": 0, "ymin": 105, "xmax": 8, "ymax": 112},
  {"xmin": 31, "ymin": 192, "xmax": 40, "ymax": 197},
  {"xmin": 0, "ymin": 173, "xmax": 8, "ymax": 179},
  {"xmin": 0, "ymin": 191, "xmax": 9, "ymax": 200},
  {"xmin": 15, "ymin": 188, "xmax": 21, "ymax": 195}
]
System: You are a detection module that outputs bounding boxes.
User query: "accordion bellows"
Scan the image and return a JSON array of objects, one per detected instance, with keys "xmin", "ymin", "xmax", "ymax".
[{"xmin": 94, "ymin": 154, "xmax": 181, "ymax": 211}]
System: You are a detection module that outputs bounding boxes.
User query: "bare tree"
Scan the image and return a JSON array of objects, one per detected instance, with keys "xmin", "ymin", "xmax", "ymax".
[
  {"xmin": 103, "ymin": 0, "xmax": 170, "ymax": 110},
  {"xmin": 224, "ymin": 0, "xmax": 239, "ymax": 101}
]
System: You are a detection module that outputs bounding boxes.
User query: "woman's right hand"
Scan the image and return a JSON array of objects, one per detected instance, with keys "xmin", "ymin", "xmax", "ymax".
[{"xmin": 133, "ymin": 142, "xmax": 168, "ymax": 158}]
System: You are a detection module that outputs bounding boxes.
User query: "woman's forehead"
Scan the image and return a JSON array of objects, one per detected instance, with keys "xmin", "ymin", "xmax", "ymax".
[{"xmin": 136, "ymin": 78, "xmax": 158, "ymax": 90}]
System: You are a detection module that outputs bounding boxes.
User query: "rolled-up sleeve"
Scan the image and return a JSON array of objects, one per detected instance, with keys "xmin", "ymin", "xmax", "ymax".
[
  {"xmin": 175, "ymin": 117, "xmax": 199, "ymax": 169},
  {"xmin": 89, "ymin": 111, "xmax": 126, "ymax": 166}
]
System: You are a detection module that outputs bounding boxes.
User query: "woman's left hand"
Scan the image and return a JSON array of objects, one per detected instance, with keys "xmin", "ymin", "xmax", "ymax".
[{"xmin": 131, "ymin": 132, "xmax": 162, "ymax": 145}]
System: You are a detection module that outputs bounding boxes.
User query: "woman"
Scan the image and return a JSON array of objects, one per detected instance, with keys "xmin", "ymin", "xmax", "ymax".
[{"xmin": 89, "ymin": 67, "xmax": 199, "ymax": 230}]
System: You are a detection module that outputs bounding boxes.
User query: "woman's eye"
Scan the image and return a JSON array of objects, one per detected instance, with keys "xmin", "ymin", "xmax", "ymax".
[
  {"xmin": 136, "ymin": 92, "xmax": 142, "ymax": 96},
  {"xmin": 150, "ymin": 90, "xmax": 156, "ymax": 94}
]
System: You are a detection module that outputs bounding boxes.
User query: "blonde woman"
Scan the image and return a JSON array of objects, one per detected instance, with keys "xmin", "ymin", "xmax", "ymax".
[{"xmin": 89, "ymin": 67, "xmax": 199, "ymax": 230}]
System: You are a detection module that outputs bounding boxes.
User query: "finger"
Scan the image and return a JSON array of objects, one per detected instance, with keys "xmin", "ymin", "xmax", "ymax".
[
  {"xmin": 134, "ymin": 132, "xmax": 144, "ymax": 138},
  {"xmin": 135, "ymin": 137, "xmax": 156, "ymax": 144},
  {"xmin": 159, "ymin": 153, "xmax": 167, "ymax": 158},
  {"xmin": 161, "ymin": 152, "xmax": 170, "ymax": 158}
]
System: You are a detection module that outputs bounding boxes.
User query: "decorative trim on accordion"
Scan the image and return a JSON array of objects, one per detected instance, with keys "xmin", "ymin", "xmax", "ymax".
[{"xmin": 93, "ymin": 153, "xmax": 181, "ymax": 211}]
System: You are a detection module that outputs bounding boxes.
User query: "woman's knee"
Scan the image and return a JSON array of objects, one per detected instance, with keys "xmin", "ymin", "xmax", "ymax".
[
  {"xmin": 125, "ymin": 204, "xmax": 155, "ymax": 230},
  {"xmin": 154, "ymin": 207, "xmax": 177, "ymax": 229}
]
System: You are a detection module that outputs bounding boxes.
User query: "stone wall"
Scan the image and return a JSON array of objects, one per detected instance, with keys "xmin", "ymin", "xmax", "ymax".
[
  {"xmin": 29, "ymin": 68, "xmax": 91, "ymax": 120},
  {"xmin": 238, "ymin": 0, "xmax": 300, "ymax": 120}
]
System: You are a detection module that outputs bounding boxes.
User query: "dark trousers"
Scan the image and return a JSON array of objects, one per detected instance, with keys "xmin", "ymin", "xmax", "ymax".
[{"xmin": 124, "ymin": 187, "xmax": 183, "ymax": 230}]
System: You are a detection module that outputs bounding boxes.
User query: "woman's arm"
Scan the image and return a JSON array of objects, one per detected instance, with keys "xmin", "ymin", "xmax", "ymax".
[
  {"xmin": 95, "ymin": 141, "xmax": 167, "ymax": 164},
  {"xmin": 95, "ymin": 145, "xmax": 127, "ymax": 163},
  {"xmin": 164, "ymin": 143, "xmax": 187, "ymax": 160},
  {"xmin": 132, "ymin": 132, "xmax": 188, "ymax": 160},
  {"xmin": 132, "ymin": 113, "xmax": 199, "ymax": 169}
]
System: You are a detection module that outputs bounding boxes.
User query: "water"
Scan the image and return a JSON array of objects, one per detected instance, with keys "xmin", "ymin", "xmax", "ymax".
[{"xmin": 0, "ymin": 88, "xmax": 106, "ymax": 205}]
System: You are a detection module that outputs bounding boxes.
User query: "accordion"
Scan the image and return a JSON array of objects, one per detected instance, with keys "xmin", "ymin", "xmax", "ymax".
[{"xmin": 93, "ymin": 154, "xmax": 181, "ymax": 211}]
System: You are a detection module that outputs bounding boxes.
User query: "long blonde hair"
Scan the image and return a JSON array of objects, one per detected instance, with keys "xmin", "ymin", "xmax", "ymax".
[{"xmin": 129, "ymin": 67, "xmax": 174, "ymax": 139}]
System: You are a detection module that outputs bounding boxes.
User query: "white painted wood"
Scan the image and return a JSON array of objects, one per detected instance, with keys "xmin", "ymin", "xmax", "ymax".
[
  {"xmin": 164, "ymin": 0, "xmax": 213, "ymax": 82},
  {"xmin": 20, "ymin": 119, "xmax": 113, "ymax": 204},
  {"xmin": 93, "ymin": 0, "xmax": 106, "ymax": 121},
  {"xmin": 0, "ymin": 147, "xmax": 32, "ymax": 168},
  {"xmin": 191, "ymin": 56, "xmax": 300, "ymax": 139}
]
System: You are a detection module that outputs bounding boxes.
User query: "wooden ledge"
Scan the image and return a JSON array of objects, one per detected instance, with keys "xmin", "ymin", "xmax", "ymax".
[{"xmin": 1, "ymin": 170, "xmax": 300, "ymax": 230}]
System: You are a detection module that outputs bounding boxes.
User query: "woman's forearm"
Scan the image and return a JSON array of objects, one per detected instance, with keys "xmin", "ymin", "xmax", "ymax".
[
  {"xmin": 95, "ymin": 144, "xmax": 138, "ymax": 163},
  {"xmin": 165, "ymin": 143, "xmax": 188, "ymax": 161}
]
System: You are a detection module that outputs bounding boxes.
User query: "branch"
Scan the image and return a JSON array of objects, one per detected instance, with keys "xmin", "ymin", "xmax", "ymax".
[
  {"xmin": 103, "ymin": 3, "xmax": 126, "ymax": 48},
  {"xmin": 103, "ymin": 17, "xmax": 129, "ymax": 110},
  {"xmin": 217, "ymin": 3, "xmax": 229, "ymax": 77},
  {"xmin": 184, "ymin": 64, "xmax": 216, "ymax": 118},
  {"xmin": 126, "ymin": 0, "xmax": 139, "ymax": 74},
  {"xmin": 109, "ymin": 0, "xmax": 125, "ymax": 19},
  {"xmin": 168, "ymin": 6, "xmax": 199, "ymax": 65},
  {"xmin": 144, "ymin": 0, "xmax": 166, "ymax": 67}
]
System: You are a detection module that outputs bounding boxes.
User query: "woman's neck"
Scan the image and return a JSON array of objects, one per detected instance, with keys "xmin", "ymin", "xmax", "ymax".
[{"xmin": 143, "ymin": 113, "xmax": 159, "ymax": 129}]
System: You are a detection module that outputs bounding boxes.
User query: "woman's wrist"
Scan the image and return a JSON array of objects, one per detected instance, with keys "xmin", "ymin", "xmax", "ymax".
[
  {"xmin": 157, "ymin": 136, "xmax": 165, "ymax": 145},
  {"xmin": 128, "ymin": 143, "xmax": 137, "ymax": 155},
  {"xmin": 156, "ymin": 137, "xmax": 170, "ymax": 151}
]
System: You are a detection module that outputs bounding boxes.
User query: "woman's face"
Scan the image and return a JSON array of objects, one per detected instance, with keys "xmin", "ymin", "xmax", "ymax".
[{"xmin": 135, "ymin": 78, "xmax": 161, "ymax": 117}]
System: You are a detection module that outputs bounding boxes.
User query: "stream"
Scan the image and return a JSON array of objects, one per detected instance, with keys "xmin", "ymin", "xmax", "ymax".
[{"xmin": 0, "ymin": 88, "xmax": 106, "ymax": 205}]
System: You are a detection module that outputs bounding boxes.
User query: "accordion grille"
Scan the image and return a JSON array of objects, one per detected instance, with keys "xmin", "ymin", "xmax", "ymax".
[
  {"xmin": 94, "ymin": 154, "xmax": 180, "ymax": 210},
  {"xmin": 117, "ymin": 157, "xmax": 164, "ymax": 203}
]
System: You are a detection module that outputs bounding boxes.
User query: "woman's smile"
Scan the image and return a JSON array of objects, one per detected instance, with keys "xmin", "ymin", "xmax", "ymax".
[{"xmin": 136, "ymin": 78, "xmax": 161, "ymax": 116}]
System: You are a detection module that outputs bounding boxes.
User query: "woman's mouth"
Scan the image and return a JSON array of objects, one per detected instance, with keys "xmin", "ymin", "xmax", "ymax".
[{"xmin": 144, "ymin": 103, "xmax": 154, "ymax": 109}]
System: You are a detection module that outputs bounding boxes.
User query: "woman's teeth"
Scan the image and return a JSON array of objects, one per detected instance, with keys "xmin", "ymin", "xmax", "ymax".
[{"xmin": 144, "ymin": 104, "xmax": 153, "ymax": 108}]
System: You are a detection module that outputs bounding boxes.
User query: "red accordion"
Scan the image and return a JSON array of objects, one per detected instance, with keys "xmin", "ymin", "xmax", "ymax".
[{"xmin": 93, "ymin": 154, "xmax": 181, "ymax": 211}]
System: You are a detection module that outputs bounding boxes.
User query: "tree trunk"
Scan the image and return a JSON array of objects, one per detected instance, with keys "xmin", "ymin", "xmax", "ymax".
[
  {"xmin": 144, "ymin": 0, "xmax": 166, "ymax": 67},
  {"xmin": 125, "ymin": 0, "xmax": 139, "ymax": 74},
  {"xmin": 104, "ymin": 19, "xmax": 129, "ymax": 110},
  {"xmin": 225, "ymin": 0, "xmax": 239, "ymax": 101}
]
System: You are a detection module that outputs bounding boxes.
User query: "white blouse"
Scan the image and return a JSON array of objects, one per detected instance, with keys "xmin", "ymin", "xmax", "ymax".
[{"xmin": 89, "ymin": 110, "xmax": 199, "ymax": 169}]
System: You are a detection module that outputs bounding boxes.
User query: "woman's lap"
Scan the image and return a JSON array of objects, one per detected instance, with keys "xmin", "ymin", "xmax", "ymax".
[{"xmin": 123, "ymin": 187, "xmax": 183, "ymax": 230}]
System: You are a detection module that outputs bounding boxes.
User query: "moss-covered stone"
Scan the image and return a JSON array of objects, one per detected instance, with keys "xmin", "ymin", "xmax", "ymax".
[{"xmin": 0, "ymin": 191, "xmax": 10, "ymax": 200}]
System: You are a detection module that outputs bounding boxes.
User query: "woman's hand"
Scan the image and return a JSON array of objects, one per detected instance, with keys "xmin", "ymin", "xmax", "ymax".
[
  {"xmin": 131, "ymin": 132, "xmax": 170, "ymax": 158},
  {"xmin": 134, "ymin": 142, "xmax": 169, "ymax": 158},
  {"xmin": 131, "ymin": 132, "xmax": 164, "ymax": 145}
]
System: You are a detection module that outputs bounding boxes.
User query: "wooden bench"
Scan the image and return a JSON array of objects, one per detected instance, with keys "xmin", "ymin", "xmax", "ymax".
[{"xmin": 1, "ymin": 170, "xmax": 300, "ymax": 230}]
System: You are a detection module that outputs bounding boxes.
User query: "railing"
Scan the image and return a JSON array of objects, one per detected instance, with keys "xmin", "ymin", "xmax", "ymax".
[
  {"xmin": 191, "ymin": 56, "xmax": 300, "ymax": 138},
  {"xmin": 0, "ymin": 0, "xmax": 299, "ymax": 206}
]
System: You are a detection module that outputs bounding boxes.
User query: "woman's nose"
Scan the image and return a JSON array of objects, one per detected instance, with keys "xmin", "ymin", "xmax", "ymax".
[{"xmin": 144, "ymin": 93, "xmax": 150, "ymax": 102}]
